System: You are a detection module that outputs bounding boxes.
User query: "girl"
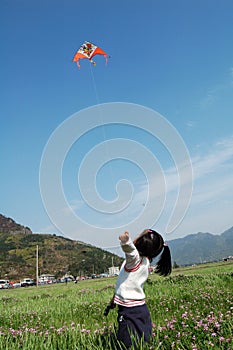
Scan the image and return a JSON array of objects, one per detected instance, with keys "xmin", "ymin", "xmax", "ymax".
[{"xmin": 113, "ymin": 229, "xmax": 172, "ymax": 349}]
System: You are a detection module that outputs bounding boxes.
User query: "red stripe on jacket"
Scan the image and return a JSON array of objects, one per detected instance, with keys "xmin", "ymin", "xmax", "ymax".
[
  {"xmin": 124, "ymin": 258, "xmax": 143, "ymax": 272},
  {"xmin": 113, "ymin": 295, "xmax": 145, "ymax": 307}
]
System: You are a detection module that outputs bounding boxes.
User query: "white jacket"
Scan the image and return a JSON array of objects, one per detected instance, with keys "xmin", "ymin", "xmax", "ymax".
[{"xmin": 114, "ymin": 238, "xmax": 149, "ymax": 307}]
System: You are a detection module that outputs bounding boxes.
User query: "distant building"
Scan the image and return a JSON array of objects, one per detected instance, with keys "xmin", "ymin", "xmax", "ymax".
[
  {"xmin": 108, "ymin": 266, "xmax": 119, "ymax": 276},
  {"xmin": 39, "ymin": 274, "xmax": 56, "ymax": 284}
]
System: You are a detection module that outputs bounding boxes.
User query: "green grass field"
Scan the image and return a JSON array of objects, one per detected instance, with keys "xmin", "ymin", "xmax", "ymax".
[{"xmin": 0, "ymin": 261, "xmax": 232, "ymax": 349}]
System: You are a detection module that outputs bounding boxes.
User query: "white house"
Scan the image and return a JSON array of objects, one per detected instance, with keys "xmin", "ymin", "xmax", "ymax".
[{"xmin": 108, "ymin": 266, "xmax": 119, "ymax": 276}]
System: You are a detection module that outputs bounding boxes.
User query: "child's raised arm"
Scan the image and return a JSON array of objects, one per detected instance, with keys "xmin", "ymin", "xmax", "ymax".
[
  {"xmin": 119, "ymin": 231, "xmax": 130, "ymax": 244},
  {"xmin": 119, "ymin": 231, "xmax": 141, "ymax": 269}
]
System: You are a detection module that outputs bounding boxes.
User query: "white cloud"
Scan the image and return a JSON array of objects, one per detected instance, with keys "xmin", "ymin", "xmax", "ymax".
[
  {"xmin": 200, "ymin": 67, "xmax": 233, "ymax": 108},
  {"xmin": 192, "ymin": 137, "xmax": 233, "ymax": 180},
  {"xmin": 61, "ymin": 199, "xmax": 84, "ymax": 214},
  {"xmin": 132, "ymin": 135, "xmax": 233, "ymax": 237},
  {"xmin": 186, "ymin": 120, "xmax": 196, "ymax": 129},
  {"xmin": 169, "ymin": 135, "xmax": 233, "ymax": 238}
]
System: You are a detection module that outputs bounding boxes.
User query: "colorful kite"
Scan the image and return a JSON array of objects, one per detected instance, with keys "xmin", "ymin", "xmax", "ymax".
[{"xmin": 73, "ymin": 41, "xmax": 109, "ymax": 69}]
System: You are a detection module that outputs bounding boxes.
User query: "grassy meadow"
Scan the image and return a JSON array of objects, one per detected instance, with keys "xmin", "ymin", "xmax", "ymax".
[{"xmin": 0, "ymin": 261, "xmax": 232, "ymax": 349}]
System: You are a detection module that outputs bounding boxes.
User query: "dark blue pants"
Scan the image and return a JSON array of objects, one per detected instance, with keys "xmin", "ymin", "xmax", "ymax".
[{"xmin": 116, "ymin": 304, "xmax": 152, "ymax": 349}]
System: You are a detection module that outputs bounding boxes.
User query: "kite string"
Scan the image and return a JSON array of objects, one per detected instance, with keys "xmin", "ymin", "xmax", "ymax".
[
  {"xmin": 89, "ymin": 63, "xmax": 100, "ymax": 104},
  {"xmin": 89, "ymin": 66, "xmax": 123, "ymax": 252},
  {"xmin": 89, "ymin": 64, "xmax": 116, "ymax": 187},
  {"xmin": 89, "ymin": 64, "xmax": 108, "ymax": 141}
]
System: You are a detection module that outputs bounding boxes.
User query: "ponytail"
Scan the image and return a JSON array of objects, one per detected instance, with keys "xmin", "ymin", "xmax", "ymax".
[
  {"xmin": 134, "ymin": 229, "xmax": 172, "ymax": 276},
  {"xmin": 155, "ymin": 245, "xmax": 172, "ymax": 276}
]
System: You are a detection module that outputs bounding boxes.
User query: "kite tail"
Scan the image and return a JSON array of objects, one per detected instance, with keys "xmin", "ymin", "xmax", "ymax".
[
  {"xmin": 76, "ymin": 61, "xmax": 81, "ymax": 69},
  {"xmin": 90, "ymin": 59, "xmax": 96, "ymax": 66},
  {"xmin": 105, "ymin": 54, "xmax": 111, "ymax": 65},
  {"xmin": 104, "ymin": 55, "xmax": 109, "ymax": 65}
]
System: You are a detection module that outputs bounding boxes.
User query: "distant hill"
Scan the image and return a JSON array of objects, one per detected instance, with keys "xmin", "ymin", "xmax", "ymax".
[
  {"xmin": 0, "ymin": 214, "xmax": 123, "ymax": 280},
  {"xmin": 169, "ymin": 227, "xmax": 233, "ymax": 266},
  {"xmin": 0, "ymin": 214, "xmax": 233, "ymax": 278}
]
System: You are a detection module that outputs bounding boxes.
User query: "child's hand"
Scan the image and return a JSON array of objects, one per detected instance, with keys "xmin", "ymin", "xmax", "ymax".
[{"xmin": 119, "ymin": 231, "xmax": 130, "ymax": 244}]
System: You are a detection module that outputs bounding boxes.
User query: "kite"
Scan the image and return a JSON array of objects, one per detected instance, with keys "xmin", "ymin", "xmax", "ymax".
[{"xmin": 73, "ymin": 41, "xmax": 109, "ymax": 69}]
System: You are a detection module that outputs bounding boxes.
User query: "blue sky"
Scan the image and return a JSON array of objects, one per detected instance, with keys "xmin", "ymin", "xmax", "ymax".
[{"xmin": 1, "ymin": 0, "xmax": 233, "ymax": 250}]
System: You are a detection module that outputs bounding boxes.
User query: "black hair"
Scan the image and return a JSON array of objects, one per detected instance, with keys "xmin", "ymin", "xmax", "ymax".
[{"xmin": 134, "ymin": 229, "xmax": 172, "ymax": 277}]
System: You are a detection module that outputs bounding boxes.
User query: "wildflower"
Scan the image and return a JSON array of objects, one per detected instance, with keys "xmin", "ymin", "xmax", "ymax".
[
  {"xmin": 10, "ymin": 329, "xmax": 17, "ymax": 336},
  {"xmin": 167, "ymin": 321, "xmax": 175, "ymax": 330},
  {"xmin": 29, "ymin": 327, "xmax": 37, "ymax": 333},
  {"xmin": 57, "ymin": 328, "xmax": 64, "ymax": 334}
]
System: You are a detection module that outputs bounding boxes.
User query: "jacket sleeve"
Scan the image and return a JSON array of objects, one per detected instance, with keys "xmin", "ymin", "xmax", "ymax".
[{"xmin": 121, "ymin": 239, "xmax": 141, "ymax": 270}]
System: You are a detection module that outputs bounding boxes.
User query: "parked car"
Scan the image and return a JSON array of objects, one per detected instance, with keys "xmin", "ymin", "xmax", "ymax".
[
  {"xmin": 20, "ymin": 278, "xmax": 36, "ymax": 287},
  {"xmin": 99, "ymin": 273, "xmax": 109, "ymax": 278},
  {"xmin": 0, "ymin": 279, "xmax": 10, "ymax": 289},
  {"xmin": 12, "ymin": 282, "xmax": 21, "ymax": 288}
]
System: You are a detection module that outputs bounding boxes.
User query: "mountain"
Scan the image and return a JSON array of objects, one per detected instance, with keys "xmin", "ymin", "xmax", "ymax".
[
  {"xmin": 169, "ymin": 228, "xmax": 233, "ymax": 266},
  {"xmin": 0, "ymin": 214, "xmax": 123, "ymax": 280},
  {"xmin": 1, "ymin": 214, "xmax": 233, "ymax": 277},
  {"xmin": 0, "ymin": 214, "xmax": 32, "ymax": 234}
]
